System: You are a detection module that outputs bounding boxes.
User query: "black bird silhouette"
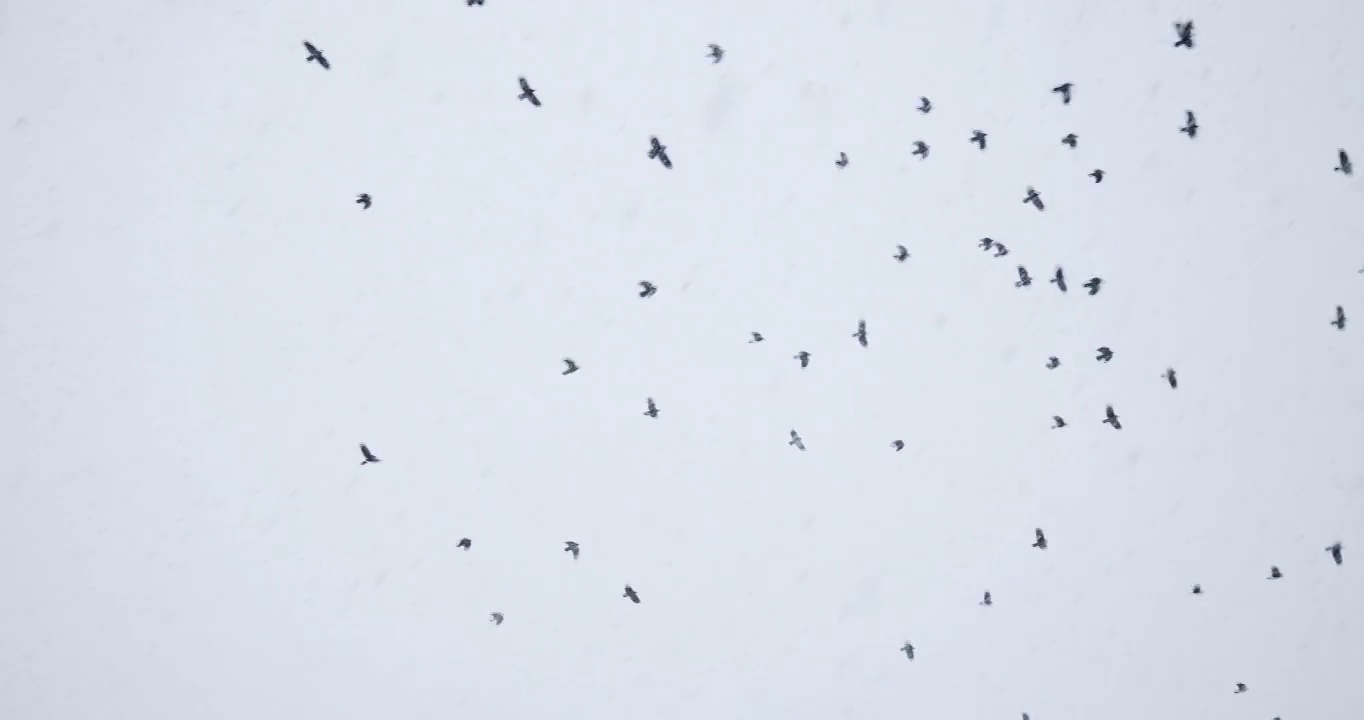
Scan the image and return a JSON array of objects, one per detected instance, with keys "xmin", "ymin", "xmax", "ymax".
[
  {"xmin": 794, "ymin": 351, "xmax": 811, "ymax": 368},
  {"xmin": 707, "ymin": 44, "xmax": 724, "ymax": 63},
  {"xmin": 1332, "ymin": 305, "xmax": 1346, "ymax": 330},
  {"xmin": 1090, "ymin": 169, "xmax": 1105, "ymax": 183},
  {"xmin": 891, "ymin": 439, "xmax": 905, "ymax": 451},
  {"xmin": 565, "ymin": 541, "xmax": 580, "ymax": 559},
  {"xmin": 623, "ymin": 585, "xmax": 640, "ymax": 603},
  {"xmin": 467, "ymin": 0, "xmax": 484, "ymax": 5},
  {"xmin": 1052, "ymin": 83, "xmax": 1073, "ymax": 104},
  {"xmin": 355, "ymin": 193, "xmax": 371, "ymax": 210},
  {"xmin": 1046, "ymin": 356, "xmax": 1060, "ymax": 369},
  {"xmin": 359, "ymin": 443, "xmax": 380, "ymax": 465},
  {"xmin": 789, "ymin": 429, "xmax": 805, "ymax": 451},
  {"xmin": 1234, "ymin": 683, "xmax": 1248, "ymax": 694},
  {"xmin": 561, "ymin": 358, "xmax": 580, "ymax": 375},
  {"xmin": 1327, "ymin": 542, "xmax": 1343, "ymax": 565},
  {"xmin": 979, "ymin": 238, "xmax": 995, "ymax": 251},
  {"xmin": 648, "ymin": 136, "xmax": 673, "ymax": 169},
  {"xmin": 303, "ymin": 41, "xmax": 330, "ymax": 70},
  {"xmin": 1103, "ymin": 404, "xmax": 1122, "ymax": 430},
  {"xmin": 1336, "ymin": 149, "xmax": 1353, "ymax": 175},
  {"xmin": 853, "ymin": 320, "xmax": 868, "ymax": 347},
  {"xmin": 836, "ymin": 151, "xmax": 849, "ymax": 168},
  {"xmin": 1051, "ymin": 415, "xmax": 1067, "ymax": 429},
  {"xmin": 1062, "ymin": 133, "xmax": 1078, "ymax": 148},
  {"xmin": 1023, "ymin": 186, "xmax": 1045, "ymax": 210},
  {"xmin": 1181, "ymin": 110, "xmax": 1198, "ymax": 138},
  {"xmin": 980, "ymin": 591, "xmax": 993, "ymax": 606},
  {"xmin": 749, "ymin": 331, "xmax": 764, "ymax": 343},
  {"xmin": 458, "ymin": 537, "xmax": 472, "ymax": 550},
  {"xmin": 994, "ymin": 243, "xmax": 1009, "ymax": 257},
  {"xmin": 1051, "ymin": 267, "xmax": 1068, "ymax": 292},
  {"xmin": 1015, "ymin": 266, "xmax": 1033, "ymax": 288},
  {"xmin": 490, "ymin": 612, "xmax": 504, "ymax": 625},
  {"xmin": 917, "ymin": 96, "xmax": 932, "ymax": 114},
  {"xmin": 900, "ymin": 642, "xmax": 915, "ymax": 660},
  {"xmin": 644, "ymin": 398, "xmax": 659, "ymax": 418},
  {"xmin": 894, "ymin": 245, "xmax": 910, "ymax": 262},
  {"xmin": 970, "ymin": 130, "xmax": 987, "ymax": 150},
  {"xmin": 1032, "ymin": 528, "xmax": 1048, "ymax": 550},
  {"xmin": 912, "ymin": 141, "xmax": 930, "ymax": 159},
  {"xmin": 1268, "ymin": 566, "xmax": 1282, "ymax": 579},
  {"xmin": 1163, "ymin": 368, "xmax": 1178, "ymax": 388},
  {"xmin": 1096, "ymin": 346, "xmax": 1113, "ymax": 362},
  {"xmin": 1083, "ymin": 277, "xmax": 1103, "ymax": 295},
  {"xmin": 1174, "ymin": 20, "xmax": 1194, "ymax": 48},
  {"xmin": 517, "ymin": 76, "xmax": 541, "ymax": 106},
  {"xmin": 1191, "ymin": 584, "xmax": 1203, "ymax": 594},
  {"xmin": 638, "ymin": 281, "xmax": 657, "ymax": 298}
]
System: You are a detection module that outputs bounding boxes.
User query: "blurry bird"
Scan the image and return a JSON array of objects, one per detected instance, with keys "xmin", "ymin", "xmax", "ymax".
[
  {"xmin": 561, "ymin": 358, "xmax": 580, "ymax": 375},
  {"xmin": 994, "ymin": 243, "xmax": 1009, "ymax": 257},
  {"xmin": 1090, "ymin": 169, "xmax": 1105, "ymax": 183},
  {"xmin": 1234, "ymin": 683, "xmax": 1248, "ymax": 694},
  {"xmin": 1163, "ymin": 368, "xmax": 1178, "ymax": 388},
  {"xmin": 1332, "ymin": 305, "xmax": 1346, "ymax": 330},
  {"xmin": 1327, "ymin": 542, "xmax": 1343, "ymax": 565},
  {"xmin": 789, "ymin": 430, "xmax": 806, "ymax": 451},
  {"xmin": 706, "ymin": 44, "xmax": 724, "ymax": 63},
  {"xmin": 979, "ymin": 238, "xmax": 995, "ymax": 251},
  {"xmin": 1103, "ymin": 404, "xmax": 1122, "ymax": 430},
  {"xmin": 359, "ymin": 443, "xmax": 380, "ymax": 465},
  {"xmin": 1336, "ymin": 149, "xmax": 1353, "ymax": 175},
  {"xmin": 749, "ymin": 331, "xmax": 764, "ymax": 343},
  {"xmin": 623, "ymin": 585, "xmax": 640, "ymax": 603},
  {"xmin": 900, "ymin": 642, "xmax": 915, "ymax": 660},
  {"xmin": 1015, "ymin": 266, "xmax": 1033, "ymax": 288},
  {"xmin": 638, "ymin": 281, "xmax": 657, "ymax": 298},
  {"xmin": 1174, "ymin": 20, "xmax": 1194, "ymax": 48},
  {"xmin": 303, "ymin": 41, "xmax": 330, "ymax": 70},
  {"xmin": 1083, "ymin": 277, "xmax": 1103, "ymax": 295},
  {"xmin": 1051, "ymin": 416, "xmax": 1067, "ymax": 429},
  {"xmin": 355, "ymin": 193, "xmax": 371, "ymax": 210},
  {"xmin": 1268, "ymin": 566, "xmax": 1282, "ymax": 579},
  {"xmin": 1191, "ymin": 584, "xmax": 1202, "ymax": 594},
  {"xmin": 1023, "ymin": 186, "xmax": 1045, "ymax": 210},
  {"xmin": 648, "ymin": 135, "xmax": 673, "ymax": 169},
  {"xmin": 912, "ymin": 141, "xmax": 930, "ymax": 159},
  {"xmin": 1096, "ymin": 346, "xmax": 1113, "ymax": 362},
  {"xmin": 1062, "ymin": 133, "xmax": 1078, "ymax": 148},
  {"xmin": 644, "ymin": 398, "xmax": 659, "ymax": 418},
  {"xmin": 565, "ymin": 541, "xmax": 580, "ymax": 559},
  {"xmin": 894, "ymin": 245, "xmax": 910, "ymax": 262},
  {"xmin": 853, "ymin": 320, "xmax": 868, "ymax": 347},
  {"xmin": 917, "ymin": 96, "xmax": 932, "ymax": 114},
  {"xmin": 1033, "ymin": 528, "xmax": 1048, "ymax": 550},
  {"xmin": 1052, "ymin": 82, "xmax": 1074, "ymax": 104},
  {"xmin": 1022, "ymin": 715, "xmax": 1030, "ymax": 720},
  {"xmin": 467, "ymin": 0, "xmax": 484, "ymax": 5},
  {"xmin": 458, "ymin": 538, "xmax": 472, "ymax": 550},
  {"xmin": 517, "ymin": 76, "xmax": 541, "ymax": 106},
  {"xmin": 794, "ymin": 351, "xmax": 811, "ymax": 368},
  {"xmin": 1051, "ymin": 267, "xmax": 1068, "ymax": 292},
  {"xmin": 970, "ymin": 130, "xmax": 987, "ymax": 150},
  {"xmin": 1046, "ymin": 356, "xmax": 1060, "ymax": 369},
  {"xmin": 836, "ymin": 151, "xmax": 849, "ymax": 168},
  {"xmin": 980, "ymin": 591, "xmax": 993, "ymax": 606},
  {"xmin": 1181, "ymin": 110, "xmax": 1198, "ymax": 138},
  {"xmin": 891, "ymin": 439, "xmax": 905, "ymax": 451},
  {"xmin": 490, "ymin": 612, "xmax": 504, "ymax": 625}
]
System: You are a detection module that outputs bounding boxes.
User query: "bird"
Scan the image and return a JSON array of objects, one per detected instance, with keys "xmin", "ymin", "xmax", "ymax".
[
  {"xmin": 1268, "ymin": 566, "xmax": 1282, "ymax": 579},
  {"xmin": 1015, "ymin": 266, "xmax": 1033, "ymax": 288},
  {"xmin": 894, "ymin": 245, "xmax": 910, "ymax": 262},
  {"xmin": 1332, "ymin": 305, "xmax": 1346, "ymax": 330},
  {"xmin": 303, "ymin": 41, "xmax": 330, "ymax": 70},
  {"xmin": 1083, "ymin": 277, "xmax": 1103, "ymax": 295},
  {"xmin": 1032, "ymin": 528, "xmax": 1048, "ymax": 550},
  {"xmin": 355, "ymin": 193, "xmax": 371, "ymax": 210},
  {"xmin": 1090, "ymin": 169, "xmax": 1105, "ymax": 183},
  {"xmin": 1023, "ymin": 186, "xmax": 1045, "ymax": 210},
  {"xmin": 1061, "ymin": 133, "xmax": 1078, "ymax": 148},
  {"xmin": 1181, "ymin": 110, "xmax": 1198, "ymax": 138},
  {"xmin": 794, "ymin": 351, "xmax": 811, "ymax": 368},
  {"xmin": 993, "ymin": 243, "xmax": 1009, "ymax": 257},
  {"xmin": 490, "ymin": 612, "xmax": 504, "ymax": 625},
  {"xmin": 565, "ymin": 541, "xmax": 580, "ymax": 559},
  {"xmin": 561, "ymin": 358, "xmax": 580, "ymax": 375},
  {"xmin": 1336, "ymin": 149, "xmax": 1353, "ymax": 175},
  {"xmin": 623, "ymin": 585, "xmax": 640, "ymax": 603},
  {"xmin": 1046, "ymin": 356, "xmax": 1060, "ymax": 369},
  {"xmin": 917, "ymin": 96, "xmax": 932, "ymax": 114},
  {"xmin": 1163, "ymin": 368, "xmax": 1178, "ymax": 388},
  {"xmin": 517, "ymin": 76, "xmax": 541, "ymax": 106},
  {"xmin": 911, "ymin": 141, "xmax": 930, "ymax": 159},
  {"xmin": 638, "ymin": 281, "xmax": 657, "ymax": 298},
  {"xmin": 1052, "ymin": 82, "xmax": 1074, "ymax": 104},
  {"xmin": 835, "ymin": 151, "xmax": 849, "ymax": 168},
  {"xmin": 749, "ymin": 332, "xmax": 764, "ymax": 343},
  {"xmin": 978, "ymin": 238, "xmax": 994, "ymax": 251},
  {"xmin": 648, "ymin": 135, "xmax": 673, "ymax": 169},
  {"xmin": 900, "ymin": 642, "xmax": 915, "ymax": 660},
  {"xmin": 1234, "ymin": 683, "xmax": 1248, "ymax": 694},
  {"xmin": 1051, "ymin": 267, "xmax": 1068, "ymax": 292},
  {"xmin": 467, "ymin": 0, "xmax": 484, "ymax": 5},
  {"xmin": 891, "ymin": 440, "xmax": 905, "ymax": 451},
  {"xmin": 359, "ymin": 443, "xmax": 380, "ymax": 465},
  {"xmin": 1174, "ymin": 20, "xmax": 1194, "ymax": 48},
  {"xmin": 1327, "ymin": 542, "xmax": 1343, "ymax": 565},
  {"xmin": 789, "ymin": 430, "xmax": 806, "ymax": 451},
  {"xmin": 644, "ymin": 398, "xmax": 659, "ymax": 418},
  {"xmin": 1095, "ymin": 346, "xmax": 1113, "ymax": 363},
  {"xmin": 1191, "ymin": 584, "xmax": 1203, "ymax": 594},
  {"xmin": 706, "ymin": 44, "xmax": 724, "ymax": 63},
  {"xmin": 980, "ymin": 591, "xmax": 993, "ymax": 607},
  {"xmin": 1051, "ymin": 416, "xmax": 1067, "ymax": 429},
  {"xmin": 853, "ymin": 320, "xmax": 868, "ymax": 347},
  {"xmin": 1103, "ymin": 405, "xmax": 1122, "ymax": 430},
  {"xmin": 458, "ymin": 538, "xmax": 472, "ymax": 550},
  {"xmin": 970, "ymin": 130, "xmax": 987, "ymax": 150}
]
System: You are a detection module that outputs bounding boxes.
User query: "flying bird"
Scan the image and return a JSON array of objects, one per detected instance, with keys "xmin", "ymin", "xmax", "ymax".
[
  {"xmin": 1336, "ymin": 149, "xmax": 1353, "ymax": 175},
  {"xmin": 980, "ymin": 591, "xmax": 993, "ymax": 606},
  {"xmin": 490, "ymin": 612, "xmax": 504, "ymax": 625},
  {"xmin": 561, "ymin": 358, "xmax": 580, "ymax": 375},
  {"xmin": 1023, "ymin": 186, "xmax": 1045, "ymax": 210},
  {"xmin": 1163, "ymin": 368, "xmax": 1178, "ymax": 388},
  {"xmin": 303, "ymin": 41, "xmax": 330, "ymax": 70},
  {"xmin": 1181, "ymin": 110, "xmax": 1198, "ymax": 138},
  {"xmin": 359, "ymin": 443, "xmax": 380, "ymax": 465},
  {"xmin": 1191, "ymin": 584, "xmax": 1203, "ymax": 594},
  {"xmin": 706, "ymin": 44, "xmax": 724, "ymax": 63},
  {"xmin": 1327, "ymin": 542, "xmax": 1343, "ymax": 565},
  {"xmin": 1090, "ymin": 169, "xmax": 1105, "ymax": 183},
  {"xmin": 458, "ymin": 538, "xmax": 472, "ymax": 550},
  {"xmin": 1032, "ymin": 528, "xmax": 1048, "ymax": 550},
  {"xmin": 794, "ymin": 351, "xmax": 811, "ymax": 368},
  {"xmin": 891, "ymin": 439, "xmax": 905, "ymax": 451},
  {"xmin": 1015, "ymin": 266, "xmax": 1033, "ymax": 288},
  {"xmin": 648, "ymin": 136, "xmax": 673, "ymax": 169},
  {"xmin": 894, "ymin": 245, "xmax": 910, "ymax": 262},
  {"xmin": 1061, "ymin": 133, "xmax": 1078, "ymax": 148},
  {"xmin": 1103, "ymin": 404, "xmax": 1122, "ymax": 430},
  {"xmin": 517, "ymin": 76, "xmax": 541, "ymax": 106},
  {"xmin": 623, "ymin": 585, "xmax": 640, "ymax": 603},
  {"xmin": 1174, "ymin": 20, "xmax": 1194, "ymax": 48},
  {"xmin": 1096, "ymin": 346, "xmax": 1113, "ymax": 363},
  {"xmin": 993, "ymin": 243, "xmax": 1009, "ymax": 257},
  {"xmin": 900, "ymin": 642, "xmax": 915, "ymax": 660},
  {"xmin": 1052, "ymin": 83, "xmax": 1074, "ymax": 104},
  {"xmin": 355, "ymin": 193, "xmax": 371, "ymax": 210},
  {"xmin": 853, "ymin": 320, "xmax": 868, "ymax": 347},
  {"xmin": 917, "ymin": 96, "xmax": 932, "ymax": 113},
  {"xmin": 979, "ymin": 238, "xmax": 995, "ymax": 252},
  {"xmin": 836, "ymin": 151, "xmax": 849, "ymax": 168},
  {"xmin": 749, "ymin": 331, "xmax": 764, "ymax": 343},
  {"xmin": 1083, "ymin": 277, "xmax": 1103, "ymax": 295},
  {"xmin": 1046, "ymin": 356, "xmax": 1060, "ymax": 369},
  {"xmin": 644, "ymin": 398, "xmax": 659, "ymax": 418},
  {"xmin": 1268, "ymin": 566, "xmax": 1282, "ymax": 579},
  {"xmin": 911, "ymin": 141, "xmax": 930, "ymax": 159},
  {"xmin": 565, "ymin": 541, "xmax": 580, "ymax": 559},
  {"xmin": 1051, "ymin": 416, "xmax": 1067, "ymax": 429},
  {"xmin": 1332, "ymin": 305, "xmax": 1346, "ymax": 330},
  {"xmin": 1234, "ymin": 683, "xmax": 1248, "ymax": 694},
  {"xmin": 1051, "ymin": 267, "xmax": 1068, "ymax": 292},
  {"xmin": 970, "ymin": 130, "xmax": 987, "ymax": 150},
  {"xmin": 789, "ymin": 430, "xmax": 806, "ymax": 451},
  {"xmin": 467, "ymin": 0, "xmax": 485, "ymax": 5},
  {"xmin": 638, "ymin": 281, "xmax": 657, "ymax": 298}
]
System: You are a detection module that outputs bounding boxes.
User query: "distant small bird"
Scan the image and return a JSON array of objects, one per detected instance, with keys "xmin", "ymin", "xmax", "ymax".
[
  {"xmin": 1174, "ymin": 20, "xmax": 1194, "ymax": 48},
  {"xmin": 917, "ymin": 96, "xmax": 932, "ymax": 114},
  {"xmin": 912, "ymin": 141, "xmax": 930, "ymax": 159},
  {"xmin": 1051, "ymin": 267, "xmax": 1068, "ymax": 292},
  {"xmin": 1103, "ymin": 404, "xmax": 1122, "ymax": 430},
  {"xmin": 644, "ymin": 398, "xmax": 659, "ymax": 418},
  {"xmin": 1327, "ymin": 542, "xmax": 1343, "ymax": 565},
  {"xmin": 1083, "ymin": 277, "xmax": 1103, "ymax": 295},
  {"xmin": 1268, "ymin": 566, "xmax": 1282, "ymax": 579},
  {"xmin": 979, "ymin": 238, "xmax": 995, "ymax": 251},
  {"xmin": 1096, "ymin": 346, "xmax": 1113, "ymax": 362},
  {"xmin": 1234, "ymin": 683, "xmax": 1248, "ymax": 694},
  {"xmin": 490, "ymin": 612, "xmax": 504, "ymax": 625},
  {"xmin": 749, "ymin": 331, "xmax": 764, "ymax": 343},
  {"xmin": 467, "ymin": 0, "xmax": 484, "ymax": 5},
  {"xmin": 1181, "ymin": 110, "xmax": 1198, "ymax": 138},
  {"xmin": 980, "ymin": 591, "xmax": 993, "ymax": 606},
  {"xmin": 1062, "ymin": 133, "xmax": 1078, "ymax": 148},
  {"xmin": 1023, "ymin": 186, "xmax": 1045, "ymax": 211},
  {"xmin": 706, "ymin": 44, "xmax": 724, "ymax": 63},
  {"xmin": 517, "ymin": 76, "xmax": 541, "ymax": 107},
  {"xmin": 303, "ymin": 41, "xmax": 330, "ymax": 70},
  {"xmin": 894, "ymin": 245, "xmax": 910, "ymax": 262},
  {"xmin": 836, "ymin": 151, "xmax": 849, "ymax": 168},
  {"xmin": 994, "ymin": 243, "xmax": 1009, "ymax": 257},
  {"xmin": 565, "ymin": 541, "xmax": 580, "ymax": 559},
  {"xmin": 623, "ymin": 585, "xmax": 640, "ymax": 603},
  {"xmin": 1051, "ymin": 416, "xmax": 1067, "ymax": 429},
  {"xmin": 1191, "ymin": 584, "xmax": 1202, "ymax": 594},
  {"xmin": 1336, "ymin": 149, "xmax": 1353, "ymax": 175},
  {"xmin": 355, "ymin": 193, "xmax": 371, "ymax": 210},
  {"xmin": 1015, "ymin": 266, "xmax": 1033, "ymax": 288},
  {"xmin": 1332, "ymin": 305, "xmax": 1346, "ymax": 330},
  {"xmin": 561, "ymin": 358, "xmax": 580, "ymax": 375},
  {"xmin": 359, "ymin": 443, "xmax": 380, "ymax": 465},
  {"xmin": 1163, "ymin": 368, "xmax": 1178, "ymax": 388},
  {"xmin": 1052, "ymin": 82, "xmax": 1074, "ymax": 104},
  {"xmin": 1090, "ymin": 169, "xmax": 1105, "ymax": 183},
  {"xmin": 638, "ymin": 281, "xmax": 657, "ymax": 298},
  {"xmin": 853, "ymin": 320, "xmax": 868, "ymax": 347},
  {"xmin": 789, "ymin": 429, "xmax": 805, "ymax": 451},
  {"xmin": 891, "ymin": 439, "xmax": 905, "ymax": 451},
  {"xmin": 900, "ymin": 642, "xmax": 915, "ymax": 660},
  {"xmin": 1046, "ymin": 356, "xmax": 1060, "ymax": 369},
  {"xmin": 794, "ymin": 351, "xmax": 811, "ymax": 368},
  {"xmin": 970, "ymin": 130, "xmax": 987, "ymax": 150},
  {"xmin": 458, "ymin": 538, "xmax": 472, "ymax": 550},
  {"xmin": 1032, "ymin": 528, "xmax": 1048, "ymax": 550},
  {"xmin": 648, "ymin": 136, "xmax": 673, "ymax": 169}
]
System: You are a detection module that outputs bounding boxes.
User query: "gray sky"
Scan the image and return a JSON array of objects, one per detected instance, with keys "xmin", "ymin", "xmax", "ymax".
[{"xmin": 3, "ymin": 0, "xmax": 1363, "ymax": 718}]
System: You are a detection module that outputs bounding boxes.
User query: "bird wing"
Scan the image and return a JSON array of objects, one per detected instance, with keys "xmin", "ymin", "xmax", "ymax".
[
  {"xmin": 658, "ymin": 151, "xmax": 672, "ymax": 168},
  {"xmin": 519, "ymin": 77, "xmax": 531, "ymax": 91},
  {"xmin": 359, "ymin": 443, "xmax": 373, "ymax": 459},
  {"xmin": 304, "ymin": 41, "xmax": 318, "ymax": 53}
]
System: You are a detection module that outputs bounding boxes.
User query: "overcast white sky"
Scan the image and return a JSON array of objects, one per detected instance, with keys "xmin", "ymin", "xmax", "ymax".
[{"xmin": 3, "ymin": 0, "xmax": 1364, "ymax": 718}]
